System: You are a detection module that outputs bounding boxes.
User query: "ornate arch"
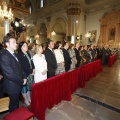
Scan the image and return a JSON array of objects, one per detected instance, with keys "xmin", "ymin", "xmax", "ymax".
[
  {"xmin": 50, "ymin": 16, "xmax": 68, "ymax": 35},
  {"xmin": 36, "ymin": 22, "xmax": 47, "ymax": 34}
]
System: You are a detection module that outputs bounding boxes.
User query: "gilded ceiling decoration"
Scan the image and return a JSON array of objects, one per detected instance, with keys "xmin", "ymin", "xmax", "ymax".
[{"xmin": 9, "ymin": 0, "xmax": 29, "ymax": 13}]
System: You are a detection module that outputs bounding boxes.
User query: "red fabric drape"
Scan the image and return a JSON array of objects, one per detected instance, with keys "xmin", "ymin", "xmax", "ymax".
[
  {"xmin": 31, "ymin": 60, "xmax": 102, "ymax": 120},
  {"xmin": 108, "ymin": 54, "xmax": 117, "ymax": 67}
]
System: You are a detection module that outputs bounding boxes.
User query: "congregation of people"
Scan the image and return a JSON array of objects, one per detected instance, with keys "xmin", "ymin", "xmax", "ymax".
[{"xmin": 0, "ymin": 33, "xmax": 114, "ymax": 113}]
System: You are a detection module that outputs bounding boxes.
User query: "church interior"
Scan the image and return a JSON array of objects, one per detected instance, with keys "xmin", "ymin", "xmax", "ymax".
[{"xmin": 0, "ymin": 0, "xmax": 120, "ymax": 120}]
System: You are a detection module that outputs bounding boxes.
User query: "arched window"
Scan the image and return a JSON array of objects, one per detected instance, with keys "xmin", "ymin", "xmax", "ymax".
[
  {"xmin": 40, "ymin": 0, "xmax": 44, "ymax": 8},
  {"xmin": 30, "ymin": 6, "xmax": 32, "ymax": 14}
]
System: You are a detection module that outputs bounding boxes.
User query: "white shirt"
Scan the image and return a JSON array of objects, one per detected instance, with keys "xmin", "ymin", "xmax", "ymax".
[
  {"xmin": 48, "ymin": 47, "xmax": 53, "ymax": 52},
  {"xmin": 54, "ymin": 49, "xmax": 64, "ymax": 63},
  {"xmin": 6, "ymin": 48, "xmax": 14, "ymax": 55},
  {"xmin": 7, "ymin": 48, "xmax": 19, "ymax": 61}
]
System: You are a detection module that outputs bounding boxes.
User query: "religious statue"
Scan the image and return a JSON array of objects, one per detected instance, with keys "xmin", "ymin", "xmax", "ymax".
[{"xmin": 109, "ymin": 28, "xmax": 115, "ymax": 41}]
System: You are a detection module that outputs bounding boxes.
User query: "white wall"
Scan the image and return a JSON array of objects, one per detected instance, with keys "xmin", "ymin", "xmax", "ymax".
[
  {"xmin": 38, "ymin": 35, "xmax": 47, "ymax": 44},
  {"xmin": 51, "ymin": 34, "xmax": 63, "ymax": 42}
]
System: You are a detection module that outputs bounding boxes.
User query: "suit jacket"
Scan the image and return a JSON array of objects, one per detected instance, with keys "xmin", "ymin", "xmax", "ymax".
[
  {"xmin": 107, "ymin": 48, "xmax": 112, "ymax": 56},
  {"xmin": 44, "ymin": 48, "xmax": 57, "ymax": 72},
  {"xmin": 89, "ymin": 48, "xmax": 95, "ymax": 61},
  {"xmin": 101, "ymin": 47, "xmax": 108, "ymax": 65},
  {"xmin": 74, "ymin": 48, "xmax": 81, "ymax": 67},
  {"xmin": 17, "ymin": 51, "xmax": 35, "ymax": 77},
  {"xmin": 0, "ymin": 50, "xmax": 26, "ymax": 94},
  {"xmin": 102, "ymin": 47, "xmax": 107, "ymax": 57},
  {"xmin": 62, "ymin": 48, "xmax": 72, "ymax": 71},
  {"xmin": 83, "ymin": 49, "xmax": 91, "ymax": 64},
  {"xmin": 96, "ymin": 48, "xmax": 102, "ymax": 58}
]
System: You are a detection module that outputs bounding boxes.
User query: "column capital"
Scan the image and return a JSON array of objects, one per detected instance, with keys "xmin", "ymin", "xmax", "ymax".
[{"xmin": 66, "ymin": 3, "xmax": 81, "ymax": 15}]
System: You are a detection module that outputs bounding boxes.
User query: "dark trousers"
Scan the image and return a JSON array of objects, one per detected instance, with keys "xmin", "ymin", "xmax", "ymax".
[
  {"xmin": 102, "ymin": 56, "xmax": 108, "ymax": 65},
  {"xmin": 75, "ymin": 63, "xmax": 80, "ymax": 68},
  {"xmin": 47, "ymin": 71, "xmax": 55, "ymax": 78},
  {"xmin": 0, "ymin": 79, "xmax": 4, "ymax": 98},
  {"xmin": 8, "ymin": 92, "xmax": 20, "ymax": 112},
  {"xmin": 65, "ymin": 65, "xmax": 70, "ymax": 72}
]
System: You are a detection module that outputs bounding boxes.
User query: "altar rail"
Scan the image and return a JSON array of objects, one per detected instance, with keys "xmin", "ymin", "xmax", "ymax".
[
  {"xmin": 108, "ymin": 54, "xmax": 117, "ymax": 67},
  {"xmin": 31, "ymin": 60, "xmax": 102, "ymax": 120}
]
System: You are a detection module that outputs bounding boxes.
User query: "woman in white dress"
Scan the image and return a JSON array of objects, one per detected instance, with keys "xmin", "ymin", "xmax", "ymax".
[{"xmin": 33, "ymin": 45, "xmax": 47, "ymax": 83}]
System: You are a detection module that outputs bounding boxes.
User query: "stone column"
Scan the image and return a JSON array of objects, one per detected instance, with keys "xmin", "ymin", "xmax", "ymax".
[
  {"xmin": 66, "ymin": 2, "xmax": 81, "ymax": 43},
  {"xmin": 104, "ymin": 25, "xmax": 107, "ymax": 42},
  {"xmin": 99, "ymin": 24, "xmax": 103, "ymax": 43},
  {"xmin": 119, "ymin": 23, "xmax": 120, "ymax": 42},
  {"xmin": 116, "ymin": 23, "xmax": 119, "ymax": 42},
  {"xmin": 4, "ymin": 20, "xmax": 10, "ymax": 35},
  {"xmin": 102, "ymin": 25, "xmax": 106, "ymax": 43},
  {"xmin": 118, "ymin": 23, "xmax": 120, "ymax": 47},
  {"xmin": 100, "ymin": 25, "xmax": 104, "ymax": 43},
  {"xmin": 46, "ymin": 16, "xmax": 51, "ymax": 39}
]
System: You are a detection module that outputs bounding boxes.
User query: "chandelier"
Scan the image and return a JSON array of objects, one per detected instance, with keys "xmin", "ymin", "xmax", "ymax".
[
  {"xmin": 85, "ymin": 32, "xmax": 91, "ymax": 38},
  {"xmin": 0, "ymin": 2, "xmax": 13, "ymax": 21},
  {"xmin": 51, "ymin": 31, "xmax": 56, "ymax": 36}
]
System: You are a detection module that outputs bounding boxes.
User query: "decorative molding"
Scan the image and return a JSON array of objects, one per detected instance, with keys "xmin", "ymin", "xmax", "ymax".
[
  {"xmin": 9, "ymin": 0, "xmax": 30, "ymax": 15},
  {"xmin": 67, "ymin": 2, "xmax": 81, "ymax": 15},
  {"xmin": 67, "ymin": 8, "xmax": 81, "ymax": 15}
]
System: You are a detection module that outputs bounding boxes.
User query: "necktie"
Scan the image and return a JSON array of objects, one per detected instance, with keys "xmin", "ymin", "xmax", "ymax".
[{"xmin": 13, "ymin": 53, "xmax": 19, "ymax": 62}]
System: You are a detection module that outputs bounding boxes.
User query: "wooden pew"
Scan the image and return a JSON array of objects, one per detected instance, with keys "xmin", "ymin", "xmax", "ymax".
[{"xmin": 0, "ymin": 97, "xmax": 9, "ymax": 112}]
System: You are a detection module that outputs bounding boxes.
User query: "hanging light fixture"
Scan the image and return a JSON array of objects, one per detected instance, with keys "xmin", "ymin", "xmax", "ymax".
[
  {"xmin": 0, "ymin": 2, "xmax": 13, "ymax": 21},
  {"xmin": 85, "ymin": 32, "xmax": 91, "ymax": 38},
  {"xmin": 51, "ymin": 31, "xmax": 56, "ymax": 36},
  {"xmin": 35, "ymin": 34, "xmax": 39, "ymax": 39}
]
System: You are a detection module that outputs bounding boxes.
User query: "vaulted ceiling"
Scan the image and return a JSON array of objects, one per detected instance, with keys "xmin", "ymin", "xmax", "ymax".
[
  {"xmin": 85, "ymin": 0, "xmax": 105, "ymax": 5},
  {"xmin": 84, "ymin": 0, "xmax": 120, "ymax": 13}
]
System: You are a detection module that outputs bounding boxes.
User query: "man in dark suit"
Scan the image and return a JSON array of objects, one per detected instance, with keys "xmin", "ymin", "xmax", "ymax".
[
  {"xmin": 101, "ymin": 44, "xmax": 108, "ymax": 65},
  {"xmin": 83, "ymin": 45, "xmax": 91, "ymax": 64},
  {"xmin": 0, "ymin": 43, "xmax": 4, "ymax": 98},
  {"xmin": 107, "ymin": 45, "xmax": 112, "ymax": 56},
  {"xmin": 74, "ymin": 42, "xmax": 81, "ymax": 68},
  {"xmin": 44, "ymin": 40, "xmax": 57, "ymax": 78},
  {"xmin": 62, "ymin": 42, "xmax": 71, "ymax": 71},
  {"xmin": 89, "ymin": 44, "xmax": 95, "ymax": 62},
  {"xmin": 0, "ymin": 35, "xmax": 27, "ymax": 112},
  {"xmin": 0, "ymin": 69, "xmax": 3, "ymax": 98}
]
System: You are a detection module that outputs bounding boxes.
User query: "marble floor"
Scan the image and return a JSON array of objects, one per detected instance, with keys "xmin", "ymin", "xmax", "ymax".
[
  {"xmin": 0, "ymin": 60, "xmax": 120, "ymax": 120},
  {"xmin": 46, "ymin": 60, "xmax": 120, "ymax": 120}
]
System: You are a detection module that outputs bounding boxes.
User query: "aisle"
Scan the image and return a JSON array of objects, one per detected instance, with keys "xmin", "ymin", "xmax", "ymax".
[
  {"xmin": 78, "ymin": 60, "xmax": 120, "ymax": 110},
  {"xmin": 46, "ymin": 60, "xmax": 120, "ymax": 120}
]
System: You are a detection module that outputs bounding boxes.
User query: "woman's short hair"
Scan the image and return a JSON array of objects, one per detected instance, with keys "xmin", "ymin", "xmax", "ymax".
[
  {"xmin": 35, "ymin": 45, "xmax": 42, "ymax": 54},
  {"xmin": 28, "ymin": 43, "xmax": 35, "ymax": 50},
  {"xmin": 69, "ymin": 44, "xmax": 74, "ymax": 49},
  {"xmin": 54, "ymin": 41, "xmax": 62, "ymax": 49},
  {"xmin": 18, "ymin": 41, "xmax": 27, "ymax": 52},
  {"xmin": 62, "ymin": 41, "xmax": 67, "ymax": 47}
]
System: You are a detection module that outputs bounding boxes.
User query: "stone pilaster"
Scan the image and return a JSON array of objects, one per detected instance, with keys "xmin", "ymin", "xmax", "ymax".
[
  {"xmin": 46, "ymin": 16, "xmax": 51, "ymax": 39},
  {"xmin": 66, "ymin": 2, "xmax": 81, "ymax": 41}
]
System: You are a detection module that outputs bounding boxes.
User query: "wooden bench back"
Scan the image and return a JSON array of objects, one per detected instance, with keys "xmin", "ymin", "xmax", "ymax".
[{"xmin": 0, "ymin": 97, "xmax": 9, "ymax": 112}]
